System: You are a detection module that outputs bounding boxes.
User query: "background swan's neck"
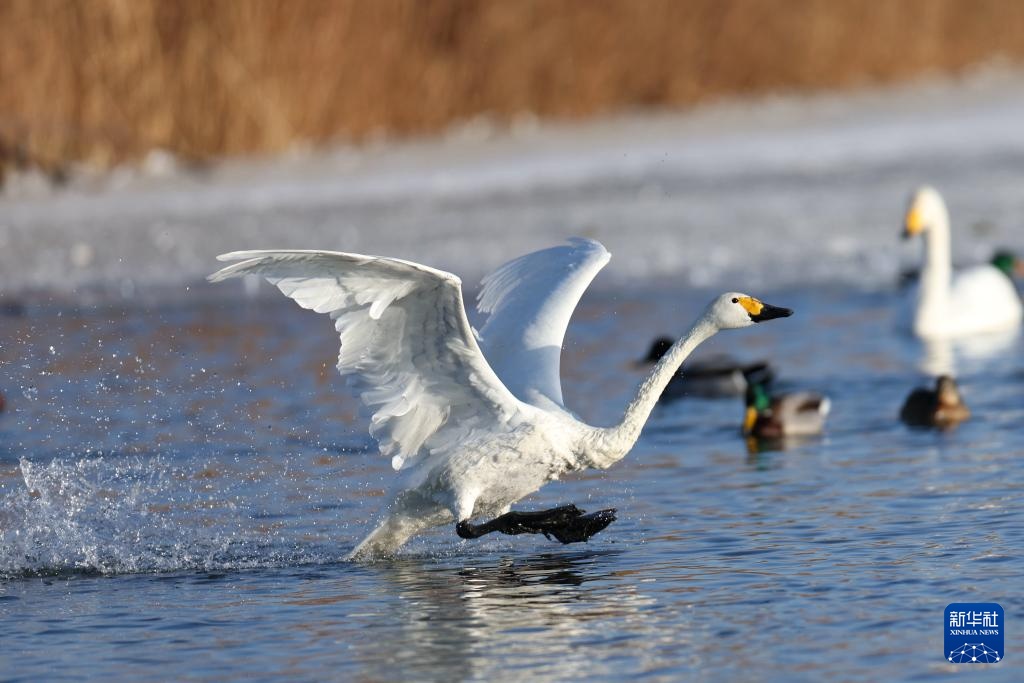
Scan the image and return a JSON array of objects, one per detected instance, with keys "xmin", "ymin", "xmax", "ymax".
[
  {"xmin": 592, "ymin": 316, "xmax": 718, "ymax": 467},
  {"xmin": 916, "ymin": 209, "xmax": 952, "ymax": 331}
]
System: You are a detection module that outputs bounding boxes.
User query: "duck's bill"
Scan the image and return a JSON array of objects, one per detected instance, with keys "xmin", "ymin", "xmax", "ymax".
[
  {"xmin": 742, "ymin": 406, "xmax": 758, "ymax": 434},
  {"xmin": 750, "ymin": 303, "xmax": 793, "ymax": 322}
]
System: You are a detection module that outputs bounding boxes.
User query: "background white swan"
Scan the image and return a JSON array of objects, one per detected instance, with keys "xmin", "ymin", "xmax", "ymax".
[
  {"xmin": 209, "ymin": 239, "xmax": 792, "ymax": 559},
  {"xmin": 903, "ymin": 186, "xmax": 1022, "ymax": 339}
]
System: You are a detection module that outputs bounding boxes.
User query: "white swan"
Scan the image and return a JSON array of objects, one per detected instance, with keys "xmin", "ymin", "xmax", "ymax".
[
  {"xmin": 903, "ymin": 186, "xmax": 1022, "ymax": 339},
  {"xmin": 208, "ymin": 239, "xmax": 792, "ymax": 559}
]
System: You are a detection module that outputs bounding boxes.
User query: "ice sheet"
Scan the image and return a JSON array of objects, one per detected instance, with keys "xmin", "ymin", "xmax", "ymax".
[{"xmin": 2, "ymin": 68, "xmax": 1024, "ymax": 299}]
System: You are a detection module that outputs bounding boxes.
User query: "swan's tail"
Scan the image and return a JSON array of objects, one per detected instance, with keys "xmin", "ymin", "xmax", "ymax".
[
  {"xmin": 346, "ymin": 497, "xmax": 453, "ymax": 561},
  {"xmin": 347, "ymin": 514, "xmax": 421, "ymax": 560}
]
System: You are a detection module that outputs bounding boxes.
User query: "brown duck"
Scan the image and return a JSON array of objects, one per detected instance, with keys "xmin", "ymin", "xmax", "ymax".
[{"xmin": 900, "ymin": 375, "xmax": 970, "ymax": 429}]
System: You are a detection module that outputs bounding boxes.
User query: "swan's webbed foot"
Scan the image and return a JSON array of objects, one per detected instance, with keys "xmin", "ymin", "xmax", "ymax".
[
  {"xmin": 544, "ymin": 507, "xmax": 617, "ymax": 543},
  {"xmin": 455, "ymin": 504, "xmax": 617, "ymax": 544}
]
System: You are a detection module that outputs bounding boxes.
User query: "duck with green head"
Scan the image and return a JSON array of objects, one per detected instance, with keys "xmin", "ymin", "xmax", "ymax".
[
  {"xmin": 991, "ymin": 250, "xmax": 1024, "ymax": 287},
  {"xmin": 742, "ymin": 381, "xmax": 830, "ymax": 439}
]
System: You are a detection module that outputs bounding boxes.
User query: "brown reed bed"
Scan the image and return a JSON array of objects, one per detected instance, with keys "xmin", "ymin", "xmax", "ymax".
[{"xmin": 2, "ymin": 0, "xmax": 1024, "ymax": 176}]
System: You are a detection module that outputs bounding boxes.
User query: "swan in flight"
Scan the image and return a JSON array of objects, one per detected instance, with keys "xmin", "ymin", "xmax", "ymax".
[
  {"xmin": 208, "ymin": 239, "xmax": 792, "ymax": 559},
  {"xmin": 903, "ymin": 186, "xmax": 1022, "ymax": 339}
]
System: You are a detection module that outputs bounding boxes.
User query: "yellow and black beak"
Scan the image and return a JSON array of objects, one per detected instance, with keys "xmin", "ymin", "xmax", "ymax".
[
  {"xmin": 737, "ymin": 296, "xmax": 793, "ymax": 323},
  {"xmin": 750, "ymin": 303, "xmax": 793, "ymax": 323},
  {"xmin": 903, "ymin": 205, "xmax": 925, "ymax": 239}
]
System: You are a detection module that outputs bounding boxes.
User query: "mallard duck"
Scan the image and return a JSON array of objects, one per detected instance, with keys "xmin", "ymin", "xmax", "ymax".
[
  {"xmin": 902, "ymin": 186, "xmax": 1022, "ymax": 338},
  {"xmin": 742, "ymin": 381, "xmax": 830, "ymax": 439},
  {"xmin": 642, "ymin": 336, "xmax": 774, "ymax": 399},
  {"xmin": 900, "ymin": 375, "xmax": 970, "ymax": 429},
  {"xmin": 990, "ymin": 250, "xmax": 1024, "ymax": 280}
]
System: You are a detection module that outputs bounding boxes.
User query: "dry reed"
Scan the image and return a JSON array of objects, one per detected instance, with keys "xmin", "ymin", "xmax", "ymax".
[{"xmin": 2, "ymin": 0, "xmax": 1023, "ymax": 173}]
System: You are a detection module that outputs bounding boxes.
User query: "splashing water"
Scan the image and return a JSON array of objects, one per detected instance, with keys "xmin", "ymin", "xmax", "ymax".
[{"xmin": 3, "ymin": 454, "xmax": 319, "ymax": 576}]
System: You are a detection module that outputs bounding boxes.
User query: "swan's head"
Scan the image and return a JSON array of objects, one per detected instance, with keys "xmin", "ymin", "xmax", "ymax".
[
  {"xmin": 708, "ymin": 293, "xmax": 792, "ymax": 329},
  {"xmin": 903, "ymin": 186, "xmax": 948, "ymax": 239}
]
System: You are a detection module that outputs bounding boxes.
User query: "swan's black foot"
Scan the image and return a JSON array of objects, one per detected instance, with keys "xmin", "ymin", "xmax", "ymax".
[
  {"xmin": 455, "ymin": 504, "xmax": 617, "ymax": 544},
  {"xmin": 542, "ymin": 508, "xmax": 617, "ymax": 544}
]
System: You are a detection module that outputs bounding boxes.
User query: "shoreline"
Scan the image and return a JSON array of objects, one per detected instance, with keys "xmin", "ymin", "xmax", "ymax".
[{"xmin": 3, "ymin": 66, "xmax": 1024, "ymax": 300}]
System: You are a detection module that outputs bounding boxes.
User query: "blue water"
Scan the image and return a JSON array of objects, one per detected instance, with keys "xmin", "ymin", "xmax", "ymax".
[{"xmin": 1, "ymin": 284, "xmax": 1022, "ymax": 681}]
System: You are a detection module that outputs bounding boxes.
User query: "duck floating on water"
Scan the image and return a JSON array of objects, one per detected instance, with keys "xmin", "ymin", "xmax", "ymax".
[
  {"xmin": 642, "ymin": 336, "xmax": 774, "ymax": 399},
  {"xmin": 902, "ymin": 186, "xmax": 1023, "ymax": 339},
  {"xmin": 900, "ymin": 375, "xmax": 970, "ymax": 429},
  {"xmin": 742, "ymin": 381, "xmax": 830, "ymax": 439},
  {"xmin": 209, "ymin": 238, "xmax": 792, "ymax": 559}
]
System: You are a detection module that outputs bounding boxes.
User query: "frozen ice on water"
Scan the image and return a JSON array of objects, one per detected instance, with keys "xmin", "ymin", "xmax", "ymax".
[{"xmin": 2, "ymin": 69, "xmax": 1024, "ymax": 298}]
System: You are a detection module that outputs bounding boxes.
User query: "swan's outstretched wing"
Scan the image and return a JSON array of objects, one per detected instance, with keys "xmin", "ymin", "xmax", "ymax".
[
  {"xmin": 209, "ymin": 250, "xmax": 523, "ymax": 470},
  {"xmin": 477, "ymin": 238, "xmax": 610, "ymax": 408}
]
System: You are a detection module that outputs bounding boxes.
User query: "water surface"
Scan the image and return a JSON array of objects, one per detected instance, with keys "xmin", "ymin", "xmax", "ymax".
[{"xmin": 1, "ymin": 285, "xmax": 1022, "ymax": 681}]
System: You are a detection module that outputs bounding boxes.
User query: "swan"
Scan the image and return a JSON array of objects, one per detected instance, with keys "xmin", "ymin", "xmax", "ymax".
[
  {"xmin": 902, "ymin": 186, "xmax": 1022, "ymax": 339},
  {"xmin": 208, "ymin": 239, "xmax": 792, "ymax": 559}
]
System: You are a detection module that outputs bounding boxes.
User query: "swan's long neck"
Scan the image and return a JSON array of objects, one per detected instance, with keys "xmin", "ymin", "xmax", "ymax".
[
  {"xmin": 591, "ymin": 316, "xmax": 718, "ymax": 468},
  {"xmin": 916, "ymin": 207, "xmax": 952, "ymax": 332}
]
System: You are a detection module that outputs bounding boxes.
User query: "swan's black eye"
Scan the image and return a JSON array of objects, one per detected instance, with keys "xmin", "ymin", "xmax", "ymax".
[{"xmin": 731, "ymin": 297, "xmax": 739, "ymax": 303}]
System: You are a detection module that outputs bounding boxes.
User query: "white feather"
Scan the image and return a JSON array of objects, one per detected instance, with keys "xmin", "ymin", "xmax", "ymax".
[
  {"xmin": 210, "ymin": 249, "xmax": 522, "ymax": 471},
  {"xmin": 477, "ymin": 238, "xmax": 610, "ymax": 408}
]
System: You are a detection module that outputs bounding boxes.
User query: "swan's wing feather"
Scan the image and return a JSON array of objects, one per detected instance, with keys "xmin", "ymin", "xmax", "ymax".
[
  {"xmin": 477, "ymin": 238, "xmax": 610, "ymax": 408},
  {"xmin": 210, "ymin": 250, "xmax": 523, "ymax": 470}
]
